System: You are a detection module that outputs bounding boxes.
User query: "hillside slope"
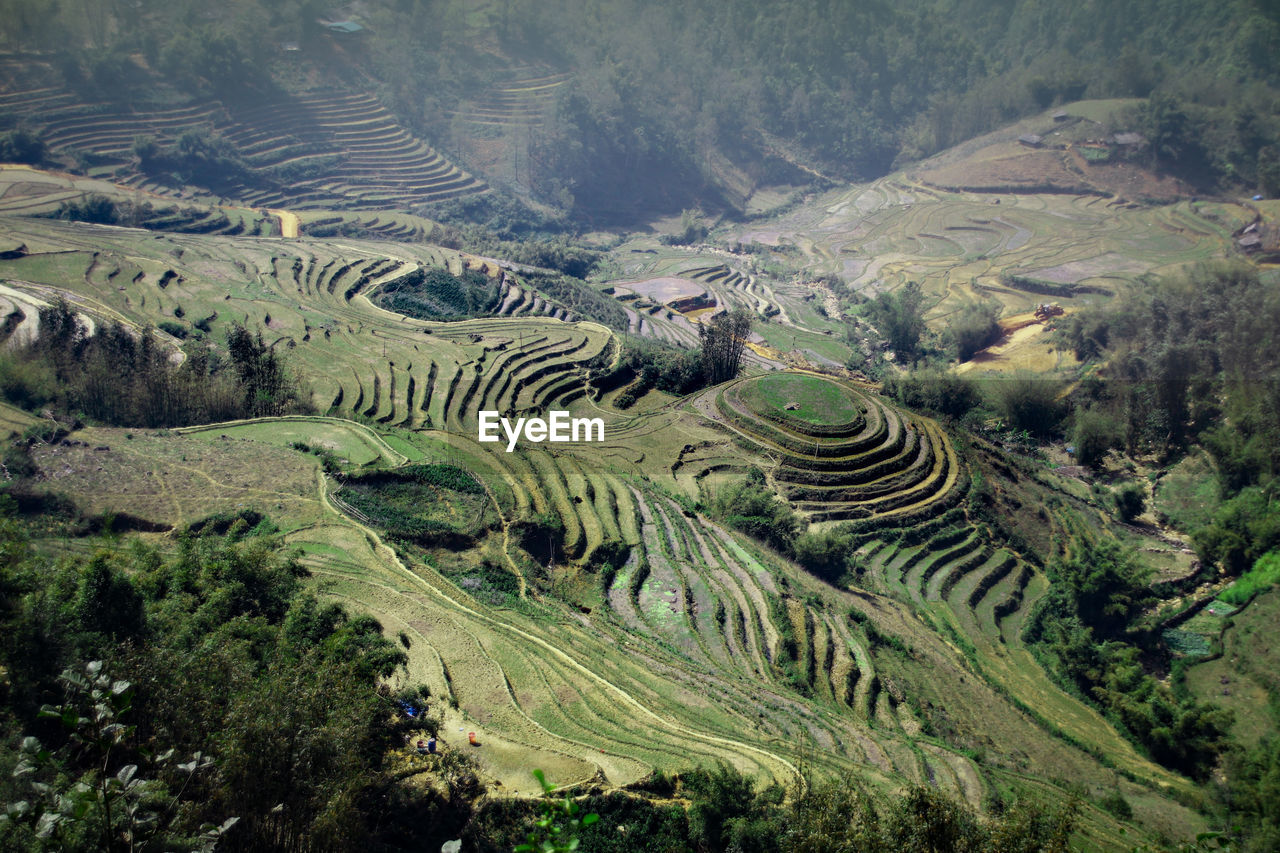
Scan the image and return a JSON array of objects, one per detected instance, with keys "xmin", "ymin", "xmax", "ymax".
[{"xmin": 0, "ymin": 212, "xmax": 1215, "ymax": 847}]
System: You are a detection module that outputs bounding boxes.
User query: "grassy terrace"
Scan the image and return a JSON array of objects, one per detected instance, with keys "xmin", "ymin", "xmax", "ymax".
[
  {"xmin": 736, "ymin": 372, "xmax": 863, "ymax": 427},
  {"xmin": 699, "ymin": 372, "xmax": 960, "ymax": 523},
  {"xmin": 0, "ymin": 214, "xmax": 1208, "ymax": 847},
  {"xmin": 0, "ymin": 58, "xmax": 486, "ymax": 211},
  {"xmin": 719, "ymin": 164, "xmax": 1235, "ymax": 376}
]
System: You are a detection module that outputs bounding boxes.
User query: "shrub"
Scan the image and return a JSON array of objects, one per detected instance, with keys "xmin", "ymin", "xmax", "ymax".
[
  {"xmin": 0, "ymin": 128, "xmax": 44, "ymax": 164},
  {"xmin": 793, "ymin": 527, "xmax": 860, "ymax": 584},
  {"xmin": 1113, "ymin": 482, "xmax": 1146, "ymax": 522},
  {"xmin": 54, "ymin": 194, "xmax": 118, "ymax": 224},
  {"xmin": 157, "ymin": 321, "xmax": 188, "ymax": 339},
  {"xmin": 1072, "ymin": 405, "xmax": 1120, "ymax": 468},
  {"xmin": 865, "ymin": 281, "xmax": 925, "ymax": 364},
  {"xmin": 884, "ymin": 369, "xmax": 981, "ymax": 419},
  {"xmin": 708, "ymin": 472, "xmax": 802, "ymax": 554},
  {"xmin": 983, "ymin": 370, "xmax": 1065, "ymax": 436},
  {"xmin": 948, "ymin": 300, "xmax": 1002, "ymax": 361}
]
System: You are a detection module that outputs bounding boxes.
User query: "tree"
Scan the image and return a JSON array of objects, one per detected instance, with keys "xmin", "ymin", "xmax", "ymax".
[
  {"xmin": 1051, "ymin": 537, "xmax": 1152, "ymax": 635},
  {"xmin": 1, "ymin": 660, "xmax": 235, "ymax": 853},
  {"xmin": 883, "ymin": 369, "xmax": 980, "ymax": 420},
  {"xmin": 984, "ymin": 370, "xmax": 1064, "ymax": 436},
  {"xmin": 1134, "ymin": 93, "xmax": 1209, "ymax": 176},
  {"xmin": 0, "ymin": 129, "xmax": 45, "ymax": 164},
  {"xmin": 1259, "ymin": 144, "xmax": 1280, "ymax": 197},
  {"xmin": 1113, "ymin": 482, "xmax": 1146, "ymax": 523},
  {"xmin": 866, "ymin": 282, "xmax": 926, "ymax": 364},
  {"xmin": 698, "ymin": 308, "xmax": 752, "ymax": 386},
  {"xmin": 947, "ymin": 300, "xmax": 1001, "ymax": 362},
  {"xmin": 1071, "ymin": 405, "xmax": 1120, "ymax": 468},
  {"xmin": 514, "ymin": 770, "xmax": 599, "ymax": 853},
  {"xmin": 226, "ymin": 324, "xmax": 294, "ymax": 418}
]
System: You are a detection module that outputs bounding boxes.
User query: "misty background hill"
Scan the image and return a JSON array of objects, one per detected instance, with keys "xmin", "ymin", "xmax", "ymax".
[{"xmin": 1, "ymin": 0, "xmax": 1278, "ymax": 221}]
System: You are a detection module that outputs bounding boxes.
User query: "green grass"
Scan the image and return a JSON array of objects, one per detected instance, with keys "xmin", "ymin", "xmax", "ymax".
[
  {"xmin": 1185, "ymin": 588, "xmax": 1280, "ymax": 747},
  {"xmin": 736, "ymin": 373, "xmax": 861, "ymax": 426},
  {"xmin": 751, "ymin": 321, "xmax": 851, "ymax": 364},
  {"xmin": 1220, "ymin": 550, "xmax": 1280, "ymax": 606},
  {"xmin": 381, "ymin": 433, "xmax": 426, "ymax": 460},
  {"xmin": 1154, "ymin": 451, "xmax": 1221, "ymax": 531},
  {"xmin": 181, "ymin": 418, "xmax": 397, "ymax": 467}
]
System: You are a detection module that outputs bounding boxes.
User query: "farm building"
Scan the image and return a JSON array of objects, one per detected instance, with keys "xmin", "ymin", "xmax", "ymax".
[
  {"xmin": 1236, "ymin": 221, "xmax": 1280, "ymax": 261},
  {"xmin": 1018, "ymin": 134, "xmax": 1043, "ymax": 147}
]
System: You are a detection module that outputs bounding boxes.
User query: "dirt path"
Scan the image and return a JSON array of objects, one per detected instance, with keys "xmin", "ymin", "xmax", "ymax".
[
  {"xmin": 473, "ymin": 465, "xmax": 530, "ymax": 600},
  {"xmin": 270, "ymin": 208, "xmax": 300, "ymax": 238}
]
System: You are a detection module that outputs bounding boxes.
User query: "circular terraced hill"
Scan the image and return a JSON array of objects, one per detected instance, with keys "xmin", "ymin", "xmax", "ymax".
[{"xmin": 711, "ymin": 372, "xmax": 962, "ymax": 523}]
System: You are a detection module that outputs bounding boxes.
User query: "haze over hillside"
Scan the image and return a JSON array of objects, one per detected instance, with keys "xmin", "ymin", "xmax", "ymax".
[
  {"xmin": 1, "ymin": 2, "xmax": 1280, "ymax": 852},
  {"xmin": 1, "ymin": 0, "xmax": 1278, "ymax": 221}
]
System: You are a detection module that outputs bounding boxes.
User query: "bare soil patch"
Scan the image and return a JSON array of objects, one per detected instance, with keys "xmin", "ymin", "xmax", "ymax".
[
  {"xmin": 915, "ymin": 150, "xmax": 1094, "ymax": 195},
  {"xmin": 621, "ymin": 276, "xmax": 707, "ymax": 304}
]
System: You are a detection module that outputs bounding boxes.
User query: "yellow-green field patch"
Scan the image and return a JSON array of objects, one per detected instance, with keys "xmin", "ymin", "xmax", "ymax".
[{"xmin": 180, "ymin": 416, "xmax": 402, "ymax": 467}]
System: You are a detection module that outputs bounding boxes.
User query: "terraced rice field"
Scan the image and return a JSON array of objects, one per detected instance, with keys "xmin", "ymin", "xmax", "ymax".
[
  {"xmin": 447, "ymin": 66, "xmax": 573, "ymax": 190},
  {"xmin": 726, "ymin": 173, "xmax": 1235, "ymax": 355},
  {"xmin": 0, "ymin": 216, "xmax": 594, "ymax": 432},
  {"xmin": 606, "ymin": 246, "xmax": 829, "ymax": 369},
  {"xmin": 691, "ymin": 372, "xmax": 961, "ymax": 523},
  {"xmin": 0, "ymin": 57, "xmax": 486, "ymax": 211},
  {"xmin": 0, "ymin": 214, "xmax": 1205, "ymax": 845},
  {"xmin": 450, "ymin": 68, "xmax": 572, "ymax": 128},
  {"xmin": 0, "ymin": 167, "xmax": 282, "ymax": 236}
]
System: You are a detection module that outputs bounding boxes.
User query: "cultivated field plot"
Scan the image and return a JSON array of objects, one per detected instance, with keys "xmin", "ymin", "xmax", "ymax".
[
  {"xmin": 298, "ymin": 209, "xmax": 444, "ymax": 242},
  {"xmin": 0, "ymin": 214, "xmax": 1205, "ymax": 846},
  {"xmin": 0, "ymin": 216, "xmax": 603, "ymax": 434},
  {"xmin": 688, "ymin": 372, "xmax": 962, "ymax": 523},
  {"xmin": 0, "ymin": 167, "xmax": 282, "ymax": 237},
  {"xmin": 724, "ymin": 165, "xmax": 1234, "ymax": 351},
  {"xmin": 0, "ymin": 56, "xmax": 487, "ymax": 211},
  {"xmin": 603, "ymin": 240, "xmax": 835, "ymax": 368},
  {"xmin": 448, "ymin": 65, "xmax": 573, "ymax": 191},
  {"xmin": 180, "ymin": 417, "xmax": 405, "ymax": 467},
  {"xmin": 1185, "ymin": 589, "xmax": 1280, "ymax": 748},
  {"xmin": 24, "ymin": 425, "xmax": 327, "ymax": 532}
]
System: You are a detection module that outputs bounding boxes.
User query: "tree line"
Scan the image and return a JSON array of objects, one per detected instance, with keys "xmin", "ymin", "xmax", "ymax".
[{"xmin": 0, "ymin": 301, "xmax": 307, "ymax": 427}]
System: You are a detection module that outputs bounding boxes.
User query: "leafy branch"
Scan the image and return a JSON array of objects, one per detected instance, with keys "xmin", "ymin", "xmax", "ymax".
[
  {"xmin": 2, "ymin": 661, "xmax": 237, "ymax": 852},
  {"xmin": 513, "ymin": 769, "xmax": 598, "ymax": 853}
]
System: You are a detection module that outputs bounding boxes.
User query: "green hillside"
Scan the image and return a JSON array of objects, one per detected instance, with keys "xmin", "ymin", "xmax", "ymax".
[
  {"xmin": 0, "ymin": 206, "xmax": 1233, "ymax": 849},
  {"xmin": 2, "ymin": 3, "xmax": 1280, "ymax": 849}
]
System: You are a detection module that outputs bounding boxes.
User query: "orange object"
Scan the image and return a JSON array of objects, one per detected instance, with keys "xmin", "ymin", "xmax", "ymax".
[{"xmin": 468, "ymin": 731, "xmax": 478, "ymax": 746}]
